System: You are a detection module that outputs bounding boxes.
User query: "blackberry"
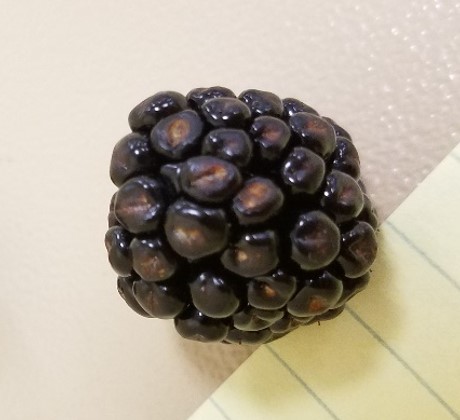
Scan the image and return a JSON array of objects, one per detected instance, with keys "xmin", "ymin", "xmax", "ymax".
[
  {"xmin": 150, "ymin": 110, "xmax": 204, "ymax": 160},
  {"xmin": 220, "ymin": 230, "xmax": 279, "ymax": 277},
  {"xmin": 202, "ymin": 128, "xmax": 253, "ymax": 167},
  {"xmin": 114, "ymin": 176, "xmax": 166, "ymax": 234},
  {"xmin": 287, "ymin": 271, "xmax": 343, "ymax": 317},
  {"xmin": 180, "ymin": 156, "xmax": 242, "ymax": 203},
  {"xmin": 289, "ymin": 112, "xmax": 337, "ymax": 157},
  {"xmin": 282, "ymin": 147, "xmax": 326, "ymax": 194},
  {"xmin": 201, "ymin": 97, "xmax": 251, "ymax": 128},
  {"xmin": 247, "ymin": 269, "xmax": 296, "ymax": 310},
  {"xmin": 175, "ymin": 306, "xmax": 230, "ymax": 342},
  {"xmin": 107, "ymin": 88, "xmax": 378, "ymax": 344},
  {"xmin": 290, "ymin": 211, "xmax": 341, "ymax": 270},
  {"xmin": 105, "ymin": 226, "xmax": 132, "ymax": 276},
  {"xmin": 250, "ymin": 116, "xmax": 291, "ymax": 161},
  {"xmin": 283, "ymin": 98, "xmax": 319, "ymax": 118},
  {"xmin": 225, "ymin": 328, "xmax": 274, "ymax": 345},
  {"xmin": 130, "ymin": 237, "xmax": 177, "ymax": 282},
  {"xmin": 239, "ymin": 89, "xmax": 283, "ymax": 117},
  {"xmin": 117, "ymin": 276, "xmax": 152, "ymax": 317},
  {"xmin": 232, "ymin": 177, "xmax": 284, "ymax": 225},
  {"xmin": 110, "ymin": 133, "xmax": 157, "ymax": 187},
  {"xmin": 331, "ymin": 137, "xmax": 360, "ymax": 179},
  {"xmin": 187, "ymin": 86, "xmax": 236, "ymax": 109},
  {"xmin": 233, "ymin": 306, "xmax": 283, "ymax": 331},
  {"xmin": 189, "ymin": 271, "xmax": 240, "ymax": 318},
  {"xmin": 164, "ymin": 199, "xmax": 229, "ymax": 260},
  {"xmin": 321, "ymin": 170, "xmax": 365, "ymax": 223},
  {"xmin": 132, "ymin": 277, "xmax": 187, "ymax": 318},
  {"xmin": 128, "ymin": 91, "xmax": 187, "ymax": 133}
]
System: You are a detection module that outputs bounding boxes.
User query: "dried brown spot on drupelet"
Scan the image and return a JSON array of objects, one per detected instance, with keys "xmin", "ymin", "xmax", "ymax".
[
  {"xmin": 232, "ymin": 177, "xmax": 284, "ymax": 225},
  {"xmin": 167, "ymin": 118, "xmax": 191, "ymax": 147},
  {"xmin": 180, "ymin": 156, "xmax": 242, "ymax": 203}
]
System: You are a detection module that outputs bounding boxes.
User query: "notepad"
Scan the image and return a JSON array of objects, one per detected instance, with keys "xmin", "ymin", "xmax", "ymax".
[{"xmin": 189, "ymin": 144, "xmax": 460, "ymax": 420}]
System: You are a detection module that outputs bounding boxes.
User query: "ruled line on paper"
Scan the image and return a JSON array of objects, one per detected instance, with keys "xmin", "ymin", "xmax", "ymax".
[
  {"xmin": 209, "ymin": 397, "xmax": 231, "ymax": 420},
  {"xmin": 265, "ymin": 345, "xmax": 340, "ymax": 420},
  {"xmin": 345, "ymin": 306, "xmax": 459, "ymax": 419},
  {"xmin": 385, "ymin": 220, "xmax": 460, "ymax": 291}
]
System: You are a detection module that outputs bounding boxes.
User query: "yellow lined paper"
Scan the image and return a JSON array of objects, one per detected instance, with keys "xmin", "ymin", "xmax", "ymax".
[{"xmin": 189, "ymin": 143, "xmax": 460, "ymax": 420}]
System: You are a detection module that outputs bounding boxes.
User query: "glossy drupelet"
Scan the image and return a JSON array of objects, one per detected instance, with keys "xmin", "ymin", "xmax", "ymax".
[{"xmin": 106, "ymin": 87, "xmax": 379, "ymax": 345}]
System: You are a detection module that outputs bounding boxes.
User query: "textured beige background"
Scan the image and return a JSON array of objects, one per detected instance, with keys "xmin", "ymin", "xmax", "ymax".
[{"xmin": 0, "ymin": 1, "xmax": 459, "ymax": 419}]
